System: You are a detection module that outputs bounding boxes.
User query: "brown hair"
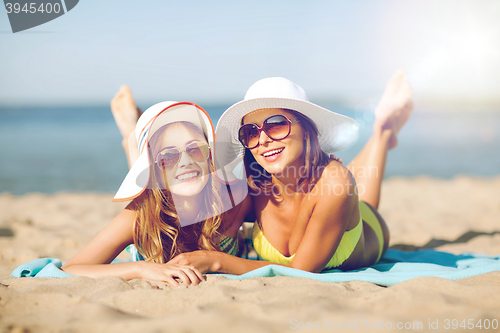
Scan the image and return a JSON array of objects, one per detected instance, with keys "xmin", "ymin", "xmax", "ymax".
[
  {"xmin": 131, "ymin": 122, "xmax": 225, "ymax": 263},
  {"xmin": 244, "ymin": 109, "xmax": 331, "ymax": 194}
]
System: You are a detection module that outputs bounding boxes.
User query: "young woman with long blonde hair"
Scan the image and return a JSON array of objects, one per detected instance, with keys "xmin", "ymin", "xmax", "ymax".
[{"xmin": 62, "ymin": 101, "xmax": 250, "ymax": 287}]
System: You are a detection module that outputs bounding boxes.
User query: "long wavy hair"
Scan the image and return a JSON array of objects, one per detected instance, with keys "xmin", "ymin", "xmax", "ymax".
[
  {"xmin": 244, "ymin": 109, "xmax": 331, "ymax": 195},
  {"xmin": 130, "ymin": 122, "xmax": 226, "ymax": 263}
]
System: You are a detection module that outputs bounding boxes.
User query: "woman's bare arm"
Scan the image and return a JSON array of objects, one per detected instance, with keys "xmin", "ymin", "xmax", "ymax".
[
  {"xmin": 61, "ymin": 208, "xmax": 139, "ymax": 278},
  {"xmin": 289, "ymin": 169, "xmax": 358, "ymax": 272},
  {"xmin": 169, "ymin": 249, "xmax": 286, "ymax": 275},
  {"xmin": 61, "ymin": 207, "xmax": 204, "ymax": 287}
]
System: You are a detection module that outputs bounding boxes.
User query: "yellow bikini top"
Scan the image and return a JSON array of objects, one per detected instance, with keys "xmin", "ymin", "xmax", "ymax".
[{"xmin": 252, "ymin": 217, "xmax": 363, "ymax": 269}]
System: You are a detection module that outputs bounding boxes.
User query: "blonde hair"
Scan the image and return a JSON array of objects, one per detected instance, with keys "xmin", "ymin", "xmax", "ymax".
[{"xmin": 131, "ymin": 122, "xmax": 226, "ymax": 263}]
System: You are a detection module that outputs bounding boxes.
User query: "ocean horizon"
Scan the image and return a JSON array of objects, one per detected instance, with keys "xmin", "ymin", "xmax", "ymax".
[{"xmin": 1, "ymin": 104, "xmax": 499, "ymax": 195}]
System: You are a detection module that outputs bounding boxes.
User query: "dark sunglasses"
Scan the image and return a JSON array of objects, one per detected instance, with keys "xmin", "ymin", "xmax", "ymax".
[
  {"xmin": 238, "ymin": 114, "xmax": 299, "ymax": 149},
  {"xmin": 155, "ymin": 142, "xmax": 210, "ymax": 170}
]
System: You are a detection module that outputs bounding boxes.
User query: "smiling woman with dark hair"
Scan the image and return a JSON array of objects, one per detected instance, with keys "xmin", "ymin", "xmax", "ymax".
[{"xmin": 168, "ymin": 70, "xmax": 413, "ymax": 274}]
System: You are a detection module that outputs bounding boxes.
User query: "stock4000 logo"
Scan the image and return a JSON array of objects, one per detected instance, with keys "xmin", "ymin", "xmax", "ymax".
[{"xmin": 4, "ymin": 0, "xmax": 78, "ymax": 33}]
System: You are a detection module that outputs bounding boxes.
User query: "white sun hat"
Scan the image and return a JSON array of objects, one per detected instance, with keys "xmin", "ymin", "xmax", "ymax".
[
  {"xmin": 113, "ymin": 101, "xmax": 215, "ymax": 202},
  {"xmin": 214, "ymin": 77, "xmax": 359, "ymax": 168}
]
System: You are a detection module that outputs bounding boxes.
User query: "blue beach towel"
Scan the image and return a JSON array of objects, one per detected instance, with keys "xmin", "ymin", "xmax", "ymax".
[
  {"xmin": 11, "ymin": 249, "xmax": 500, "ymax": 286},
  {"xmin": 11, "ymin": 258, "xmax": 73, "ymax": 278},
  {"xmin": 222, "ymin": 249, "xmax": 500, "ymax": 286}
]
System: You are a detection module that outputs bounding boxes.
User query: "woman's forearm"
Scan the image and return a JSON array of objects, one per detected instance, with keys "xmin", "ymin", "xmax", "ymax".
[
  {"xmin": 214, "ymin": 252, "xmax": 286, "ymax": 275},
  {"xmin": 61, "ymin": 261, "xmax": 143, "ymax": 280}
]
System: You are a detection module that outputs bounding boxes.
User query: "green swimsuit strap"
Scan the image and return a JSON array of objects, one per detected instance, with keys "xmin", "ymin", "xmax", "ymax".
[{"xmin": 219, "ymin": 234, "xmax": 239, "ymax": 256}]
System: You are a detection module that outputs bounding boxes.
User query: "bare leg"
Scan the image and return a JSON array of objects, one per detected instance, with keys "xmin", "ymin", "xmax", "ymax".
[
  {"xmin": 347, "ymin": 69, "xmax": 414, "ymax": 209},
  {"xmin": 110, "ymin": 85, "xmax": 142, "ymax": 168}
]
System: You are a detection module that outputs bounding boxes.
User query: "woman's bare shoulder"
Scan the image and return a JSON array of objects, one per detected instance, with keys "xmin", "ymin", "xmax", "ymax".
[
  {"xmin": 307, "ymin": 162, "xmax": 359, "ymax": 230},
  {"xmin": 319, "ymin": 161, "xmax": 356, "ymax": 186},
  {"xmin": 310, "ymin": 161, "xmax": 358, "ymax": 206}
]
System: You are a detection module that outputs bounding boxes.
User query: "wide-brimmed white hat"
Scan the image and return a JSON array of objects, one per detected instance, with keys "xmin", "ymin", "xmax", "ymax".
[
  {"xmin": 113, "ymin": 101, "xmax": 215, "ymax": 202},
  {"xmin": 214, "ymin": 77, "xmax": 359, "ymax": 168}
]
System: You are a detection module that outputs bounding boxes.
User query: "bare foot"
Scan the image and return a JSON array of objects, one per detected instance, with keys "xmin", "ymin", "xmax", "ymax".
[
  {"xmin": 110, "ymin": 85, "xmax": 141, "ymax": 139},
  {"xmin": 374, "ymin": 69, "xmax": 414, "ymax": 149}
]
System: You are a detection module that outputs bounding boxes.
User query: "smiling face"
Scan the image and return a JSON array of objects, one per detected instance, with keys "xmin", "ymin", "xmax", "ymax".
[
  {"xmin": 242, "ymin": 108, "xmax": 306, "ymax": 176},
  {"xmin": 150, "ymin": 122, "xmax": 210, "ymax": 198}
]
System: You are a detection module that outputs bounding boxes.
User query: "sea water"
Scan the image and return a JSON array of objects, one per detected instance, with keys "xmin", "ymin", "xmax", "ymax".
[{"xmin": 1, "ymin": 104, "xmax": 499, "ymax": 194}]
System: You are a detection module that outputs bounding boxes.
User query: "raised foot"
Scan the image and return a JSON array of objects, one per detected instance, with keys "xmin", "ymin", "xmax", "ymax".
[
  {"xmin": 374, "ymin": 69, "xmax": 414, "ymax": 149},
  {"xmin": 110, "ymin": 85, "xmax": 141, "ymax": 139}
]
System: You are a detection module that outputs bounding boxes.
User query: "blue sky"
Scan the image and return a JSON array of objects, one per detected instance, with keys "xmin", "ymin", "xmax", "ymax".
[{"xmin": 1, "ymin": 0, "xmax": 499, "ymax": 107}]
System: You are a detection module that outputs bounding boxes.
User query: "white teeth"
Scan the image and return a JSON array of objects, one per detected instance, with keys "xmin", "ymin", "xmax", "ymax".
[
  {"xmin": 263, "ymin": 148, "xmax": 284, "ymax": 157},
  {"xmin": 176, "ymin": 172, "xmax": 199, "ymax": 180}
]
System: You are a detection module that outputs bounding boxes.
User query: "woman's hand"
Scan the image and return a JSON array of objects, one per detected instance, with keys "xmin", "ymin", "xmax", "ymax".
[
  {"xmin": 137, "ymin": 261, "xmax": 205, "ymax": 288},
  {"xmin": 168, "ymin": 251, "xmax": 221, "ymax": 274}
]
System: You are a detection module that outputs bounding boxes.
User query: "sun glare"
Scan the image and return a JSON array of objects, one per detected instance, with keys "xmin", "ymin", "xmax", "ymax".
[
  {"xmin": 450, "ymin": 27, "xmax": 499, "ymax": 69},
  {"xmin": 410, "ymin": 20, "xmax": 500, "ymax": 100},
  {"xmin": 378, "ymin": 1, "xmax": 500, "ymax": 103}
]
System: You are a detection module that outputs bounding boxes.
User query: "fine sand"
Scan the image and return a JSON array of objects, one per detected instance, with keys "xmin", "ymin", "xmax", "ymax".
[{"xmin": 1, "ymin": 176, "xmax": 500, "ymax": 332}]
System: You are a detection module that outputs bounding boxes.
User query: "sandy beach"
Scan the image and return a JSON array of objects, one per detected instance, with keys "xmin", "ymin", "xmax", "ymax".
[{"xmin": 1, "ymin": 176, "xmax": 500, "ymax": 332}]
